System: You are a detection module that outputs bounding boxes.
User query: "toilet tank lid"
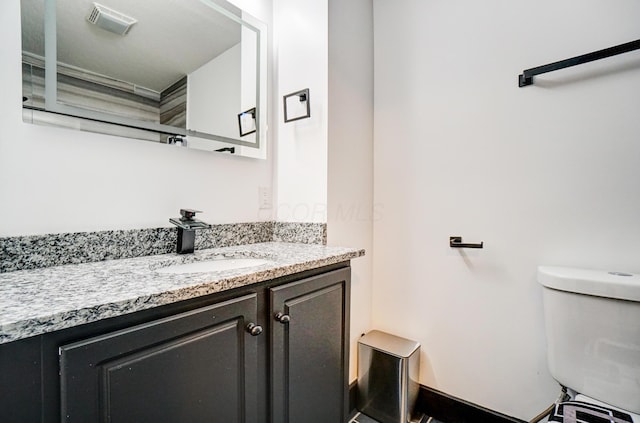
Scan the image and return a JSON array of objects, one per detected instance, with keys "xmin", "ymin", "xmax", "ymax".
[{"xmin": 538, "ymin": 266, "xmax": 640, "ymax": 302}]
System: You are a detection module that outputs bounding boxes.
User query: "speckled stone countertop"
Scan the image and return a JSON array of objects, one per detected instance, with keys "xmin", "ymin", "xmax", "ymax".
[{"xmin": 0, "ymin": 242, "xmax": 364, "ymax": 344}]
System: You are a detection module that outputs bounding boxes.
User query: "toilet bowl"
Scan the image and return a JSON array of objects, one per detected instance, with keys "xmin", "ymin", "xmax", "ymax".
[{"xmin": 538, "ymin": 266, "xmax": 640, "ymax": 422}]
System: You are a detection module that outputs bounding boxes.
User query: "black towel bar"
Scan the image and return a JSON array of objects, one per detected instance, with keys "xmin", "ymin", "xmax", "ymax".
[{"xmin": 518, "ymin": 39, "xmax": 640, "ymax": 87}]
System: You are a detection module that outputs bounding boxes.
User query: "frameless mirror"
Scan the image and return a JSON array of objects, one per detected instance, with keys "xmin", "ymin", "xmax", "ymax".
[{"xmin": 20, "ymin": 0, "xmax": 267, "ymax": 158}]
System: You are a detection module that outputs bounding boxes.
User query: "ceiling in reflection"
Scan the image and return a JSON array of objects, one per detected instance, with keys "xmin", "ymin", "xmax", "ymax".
[{"xmin": 21, "ymin": 0, "xmax": 241, "ymax": 92}]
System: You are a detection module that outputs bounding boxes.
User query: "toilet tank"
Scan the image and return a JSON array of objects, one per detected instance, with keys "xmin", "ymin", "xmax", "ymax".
[{"xmin": 538, "ymin": 266, "xmax": 640, "ymax": 415}]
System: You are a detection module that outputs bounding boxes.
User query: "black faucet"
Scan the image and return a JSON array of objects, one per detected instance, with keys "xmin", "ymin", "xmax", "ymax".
[{"xmin": 169, "ymin": 209, "xmax": 212, "ymax": 254}]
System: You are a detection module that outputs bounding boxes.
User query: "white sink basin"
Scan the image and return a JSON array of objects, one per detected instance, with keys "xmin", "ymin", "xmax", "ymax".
[{"xmin": 156, "ymin": 257, "xmax": 271, "ymax": 274}]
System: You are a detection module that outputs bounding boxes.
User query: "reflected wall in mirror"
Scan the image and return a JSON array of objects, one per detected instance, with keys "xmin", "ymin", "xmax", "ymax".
[{"xmin": 20, "ymin": 0, "xmax": 267, "ymax": 158}]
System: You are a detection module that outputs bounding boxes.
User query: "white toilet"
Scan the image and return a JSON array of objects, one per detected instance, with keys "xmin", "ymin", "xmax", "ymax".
[{"xmin": 538, "ymin": 266, "xmax": 640, "ymax": 423}]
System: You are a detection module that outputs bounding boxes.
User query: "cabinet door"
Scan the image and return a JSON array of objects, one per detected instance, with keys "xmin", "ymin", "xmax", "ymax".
[
  {"xmin": 59, "ymin": 294, "xmax": 260, "ymax": 423},
  {"xmin": 270, "ymin": 268, "xmax": 351, "ymax": 423}
]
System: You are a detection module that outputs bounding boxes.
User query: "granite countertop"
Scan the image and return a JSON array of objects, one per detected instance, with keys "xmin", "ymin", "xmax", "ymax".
[{"xmin": 0, "ymin": 242, "xmax": 364, "ymax": 344}]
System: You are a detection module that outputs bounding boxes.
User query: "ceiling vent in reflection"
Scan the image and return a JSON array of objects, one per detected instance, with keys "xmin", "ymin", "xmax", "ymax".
[{"xmin": 87, "ymin": 3, "xmax": 137, "ymax": 36}]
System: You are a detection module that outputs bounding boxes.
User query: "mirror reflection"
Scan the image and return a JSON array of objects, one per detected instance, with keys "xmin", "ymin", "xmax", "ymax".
[{"xmin": 20, "ymin": 0, "xmax": 267, "ymax": 157}]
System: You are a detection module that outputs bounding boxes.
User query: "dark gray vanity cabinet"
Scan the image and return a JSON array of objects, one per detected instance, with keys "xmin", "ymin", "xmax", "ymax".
[
  {"xmin": 59, "ymin": 293, "xmax": 259, "ymax": 422},
  {"xmin": 270, "ymin": 268, "xmax": 351, "ymax": 423},
  {"xmin": 0, "ymin": 263, "xmax": 352, "ymax": 423}
]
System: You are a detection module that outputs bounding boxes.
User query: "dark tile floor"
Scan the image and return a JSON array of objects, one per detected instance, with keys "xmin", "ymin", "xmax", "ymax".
[
  {"xmin": 349, "ymin": 411, "xmax": 445, "ymax": 423},
  {"xmin": 348, "ymin": 412, "xmax": 379, "ymax": 423}
]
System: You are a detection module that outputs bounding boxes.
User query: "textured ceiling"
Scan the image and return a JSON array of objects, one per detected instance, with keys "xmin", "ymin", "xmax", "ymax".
[{"xmin": 21, "ymin": 0, "xmax": 244, "ymax": 92}]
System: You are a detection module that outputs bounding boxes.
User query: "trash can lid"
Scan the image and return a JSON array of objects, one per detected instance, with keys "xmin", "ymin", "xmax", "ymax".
[{"xmin": 358, "ymin": 330, "xmax": 420, "ymax": 358}]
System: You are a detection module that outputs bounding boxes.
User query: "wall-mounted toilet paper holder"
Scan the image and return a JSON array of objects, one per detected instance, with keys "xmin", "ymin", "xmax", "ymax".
[{"xmin": 449, "ymin": 236, "xmax": 484, "ymax": 249}]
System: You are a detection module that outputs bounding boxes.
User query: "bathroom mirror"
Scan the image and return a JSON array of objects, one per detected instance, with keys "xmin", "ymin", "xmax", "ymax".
[{"xmin": 20, "ymin": 0, "xmax": 267, "ymax": 158}]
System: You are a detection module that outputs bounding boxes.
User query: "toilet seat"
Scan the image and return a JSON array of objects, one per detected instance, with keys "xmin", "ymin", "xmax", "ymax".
[{"xmin": 575, "ymin": 394, "xmax": 639, "ymax": 423}]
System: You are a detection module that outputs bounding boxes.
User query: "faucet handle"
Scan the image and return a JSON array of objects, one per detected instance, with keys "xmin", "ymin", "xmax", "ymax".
[
  {"xmin": 180, "ymin": 209, "xmax": 202, "ymax": 221},
  {"xmin": 170, "ymin": 209, "xmax": 210, "ymax": 231}
]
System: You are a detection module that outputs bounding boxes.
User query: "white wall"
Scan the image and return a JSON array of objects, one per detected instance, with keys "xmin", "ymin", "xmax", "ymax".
[
  {"xmin": 274, "ymin": 0, "xmax": 374, "ymax": 384},
  {"xmin": 327, "ymin": 0, "xmax": 374, "ymax": 382},
  {"xmin": 373, "ymin": 0, "xmax": 640, "ymax": 420},
  {"xmin": 273, "ymin": 0, "xmax": 328, "ymax": 223},
  {"xmin": 0, "ymin": 0, "xmax": 273, "ymax": 237},
  {"xmin": 273, "ymin": 0, "xmax": 374, "ymax": 384}
]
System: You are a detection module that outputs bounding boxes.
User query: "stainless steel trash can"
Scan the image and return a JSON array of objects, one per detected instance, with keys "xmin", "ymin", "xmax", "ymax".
[{"xmin": 357, "ymin": 330, "xmax": 420, "ymax": 423}]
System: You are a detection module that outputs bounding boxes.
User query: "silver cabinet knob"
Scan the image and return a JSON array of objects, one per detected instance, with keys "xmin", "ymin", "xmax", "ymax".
[
  {"xmin": 274, "ymin": 312, "xmax": 290, "ymax": 324},
  {"xmin": 246, "ymin": 323, "xmax": 263, "ymax": 336}
]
